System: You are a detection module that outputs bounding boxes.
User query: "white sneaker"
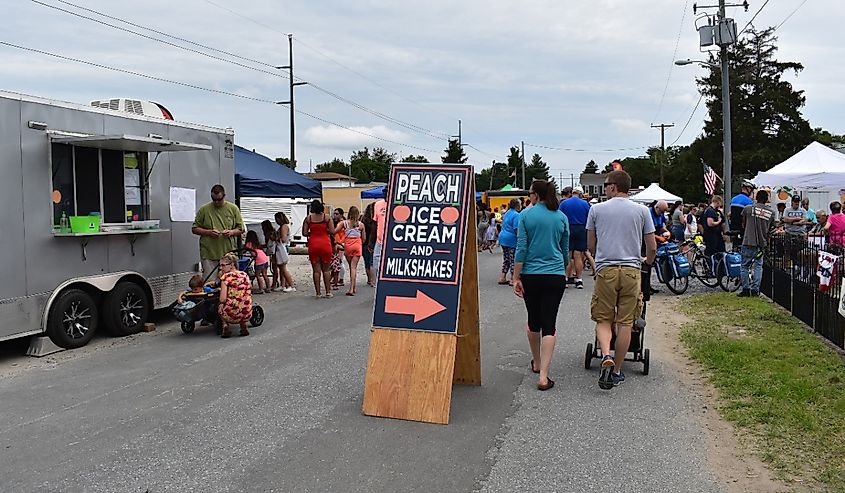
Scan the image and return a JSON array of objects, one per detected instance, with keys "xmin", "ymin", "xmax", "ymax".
[{"xmin": 283, "ymin": 287, "xmax": 296, "ymax": 293}]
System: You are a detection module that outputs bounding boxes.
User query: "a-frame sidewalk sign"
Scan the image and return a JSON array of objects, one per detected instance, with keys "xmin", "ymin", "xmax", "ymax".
[{"xmin": 362, "ymin": 163, "xmax": 481, "ymax": 425}]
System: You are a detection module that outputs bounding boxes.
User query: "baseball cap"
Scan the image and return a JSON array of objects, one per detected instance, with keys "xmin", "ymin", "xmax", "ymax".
[
  {"xmin": 562, "ymin": 186, "xmax": 573, "ymax": 194},
  {"xmin": 791, "ymin": 195, "xmax": 801, "ymax": 202},
  {"xmin": 573, "ymin": 186, "xmax": 584, "ymax": 194}
]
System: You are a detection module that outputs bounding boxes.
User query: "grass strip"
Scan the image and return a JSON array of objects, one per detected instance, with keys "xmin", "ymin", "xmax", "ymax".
[{"xmin": 678, "ymin": 293, "xmax": 845, "ymax": 490}]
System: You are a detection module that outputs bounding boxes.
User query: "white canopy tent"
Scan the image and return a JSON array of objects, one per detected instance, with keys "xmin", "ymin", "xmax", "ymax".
[
  {"xmin": 629, "ymin": 183, "xmax": 683, "ymax": 204},
  {"xmin": 753, "ymin": 141, "xmax": 845, "ymax": 189}
]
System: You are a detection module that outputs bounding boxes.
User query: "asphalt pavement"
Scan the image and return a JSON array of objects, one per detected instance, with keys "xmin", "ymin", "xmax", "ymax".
[{"xmin": 0, "ymin": 253, "xmax": 725, "ymax": 492}]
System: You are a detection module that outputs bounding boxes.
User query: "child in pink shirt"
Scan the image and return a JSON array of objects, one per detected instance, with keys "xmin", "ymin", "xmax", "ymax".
[{"xmin": 245, "ymin": 230, "xmax": 271, "ymax": 294}]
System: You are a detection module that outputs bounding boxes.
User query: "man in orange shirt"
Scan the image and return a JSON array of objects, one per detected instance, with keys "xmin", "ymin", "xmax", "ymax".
[{"xmin": 372, "ymin": 185, "xmax": 389, "ymax": 285}]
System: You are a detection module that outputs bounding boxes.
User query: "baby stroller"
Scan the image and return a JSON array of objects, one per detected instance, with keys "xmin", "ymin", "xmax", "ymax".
[
  {"xmin": 583, "ymin": 263, "xmax": 652, "ymax": 375},
  {"xmin": 172, "ymin": 250, "xmax": 265, "ymax": 334}
]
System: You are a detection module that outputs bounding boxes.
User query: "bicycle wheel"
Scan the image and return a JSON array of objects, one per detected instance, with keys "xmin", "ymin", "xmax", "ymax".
[
  {"xmin": 692, "ymin": 252, "xmax": 719, "ymax": 288},
  {"xmin": 665, "ymin": 272, "xmax": 689, "ymax": 295},
  {"xmin": 717, "ymin": 258, "xmax": 742, "ymax": 292}
]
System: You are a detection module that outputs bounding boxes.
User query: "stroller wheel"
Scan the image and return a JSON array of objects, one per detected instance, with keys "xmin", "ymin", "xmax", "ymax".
[
  {"xmin": 584, "ymin": 343, "xmax": 593, "ymax": 369},
  {"xmin": 642, "ymin": 348, "xmax": 650, "ymax": 375},
  {"xmin": 181, "ymin": 321, "xmax": 195, "ymax": 334},
  {"xmin": 250, "ymin": 305, "xmax": 265, "ymax": 327}
]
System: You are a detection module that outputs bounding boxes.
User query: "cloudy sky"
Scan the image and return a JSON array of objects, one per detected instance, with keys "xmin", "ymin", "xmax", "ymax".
[{"xmin": 5, "ymin": 0, "xmax": 842, "ymax": 181}]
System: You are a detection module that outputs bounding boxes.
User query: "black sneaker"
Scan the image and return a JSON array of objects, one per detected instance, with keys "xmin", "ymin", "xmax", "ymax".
[
  {"xmin": 612, "ymin": 371, "xmax": 626, "ymax": 386},
  {"xmin": 750, "ymin": 290, "xmax": 759, "ymax": 297},
  {"xmin": 566, "ymin": 277, "xmax": 575, "ymax": 285},
  {"xmin": 737, "ymin": 289, "xmax": 750, "ymax": 297},
  {"xmin": 598, "ymin": 355, "xmax": 615, "ymax": 390},
  {"xmin": 575, "ymin": 279, "xmax": 584, "ymax": 289}
]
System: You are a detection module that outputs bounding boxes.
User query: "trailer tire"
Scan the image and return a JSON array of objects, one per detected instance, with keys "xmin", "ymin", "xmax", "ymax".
[
  {"xmin": 47, "ymin": 289, "xmax": 99, "ymax": 349},
  {"xmin": 103, "ymin": 282, "xmax": 150, "ymax": 337}
]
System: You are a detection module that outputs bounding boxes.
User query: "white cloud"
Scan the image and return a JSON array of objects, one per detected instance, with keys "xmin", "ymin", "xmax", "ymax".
[
  {"xmin": 611, "ymin": 118, "xmax": 650, "ymax": 133},
  {"xmin": 304, "ymin": 125, "xmax": 410, "ymax": 148}
]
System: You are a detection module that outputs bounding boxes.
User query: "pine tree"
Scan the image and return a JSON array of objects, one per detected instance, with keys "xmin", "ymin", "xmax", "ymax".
[
  {"xmin": 583, "ymin": 160, "xmax": 598, "ymax": 174},
  {"xmin": 441, "ymin": 139, "xmax": 467, "ymax": 164}
]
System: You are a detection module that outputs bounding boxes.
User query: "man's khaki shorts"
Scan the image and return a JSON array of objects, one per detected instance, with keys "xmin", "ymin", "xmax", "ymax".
[{"xmin": 590, "ymin": 266, "xmax": 641, "ymax": 326}]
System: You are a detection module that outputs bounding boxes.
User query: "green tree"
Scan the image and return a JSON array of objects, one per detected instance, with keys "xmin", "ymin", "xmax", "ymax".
[
  {"xmin": 475, "ymin": 161, "xmax": 510, "ymax": 192},
  {"xmin": 347, "ymin": 147, "xmax": 395, "ymax": 184},
  {"xmin": 402, "ymin": 154, "xmax": 429, "ymax": 163},
  {"xmin": 583, "ymin": 159, "xmax": 599, "ymax": 174},
  {"xmin": 525, "ymin": 153, "xmax": 553, "ymax": 185},
  {"xmin": 813, "ymin": 128, "xmax": 845, "ymax": 147},
  {"xmin": 275, "ymin": 157, "xmax": 295, "ymax": 170},
  {"xmin": 695, "ymin": 27, "xmax": 813, "ymax": 188},
  {"xmin": 314, "ymin": 158, "xmax": 348, "ymax": 174},
  {"xmin": 441, "ymin": 139, "xmax": 467, "ymax": 164}
]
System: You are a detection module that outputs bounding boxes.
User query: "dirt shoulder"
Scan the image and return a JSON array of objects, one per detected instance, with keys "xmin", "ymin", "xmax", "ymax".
[{"xmin": 646, "ymin": 294, "xmax": 795, "ymax": 493}]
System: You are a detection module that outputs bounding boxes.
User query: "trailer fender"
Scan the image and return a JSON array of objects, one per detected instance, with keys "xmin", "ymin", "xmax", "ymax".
[{"xmin": 41, "ymin": 272, "xmax": 153, "ymax": 330}]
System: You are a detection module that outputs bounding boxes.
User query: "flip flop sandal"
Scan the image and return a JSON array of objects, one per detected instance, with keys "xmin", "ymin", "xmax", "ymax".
[{"xmin": 530, "ymin": 360, "xmax": 540, "ymax": 374}]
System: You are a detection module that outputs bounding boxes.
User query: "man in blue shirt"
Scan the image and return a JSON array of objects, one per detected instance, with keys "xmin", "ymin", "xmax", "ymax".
[
  {"xmin": 729, "ymin": 180, "xmax": 755, "ymax": 235},
  {"xmin": 650, "ymin": 200, "xmax": 669, "ymax": 237},
  {"xmin": 559, "ymin": 186, "xmax": 591, "ymax": 289}
]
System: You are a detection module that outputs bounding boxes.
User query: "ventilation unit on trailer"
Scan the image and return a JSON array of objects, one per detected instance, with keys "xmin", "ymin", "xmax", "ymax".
[{"xmin": 90, "ymin": 98, "xmax": 174, "ymax": 120}]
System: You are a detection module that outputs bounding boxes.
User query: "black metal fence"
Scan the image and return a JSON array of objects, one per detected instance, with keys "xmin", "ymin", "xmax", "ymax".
[{"xmin": 763, "ymin": 234, "xmax": 845, "ymax": 348}]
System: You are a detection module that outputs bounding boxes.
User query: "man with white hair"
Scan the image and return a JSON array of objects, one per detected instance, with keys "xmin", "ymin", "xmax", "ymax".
[{"xmin": 650, "ymin": 200, "xmax": 669, "ymax": 238}]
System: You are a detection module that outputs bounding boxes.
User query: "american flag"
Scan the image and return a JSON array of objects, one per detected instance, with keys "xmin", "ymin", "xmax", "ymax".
[{"xmin": 703, "ymin": 164, "xmax": 718, "ymax": 195}]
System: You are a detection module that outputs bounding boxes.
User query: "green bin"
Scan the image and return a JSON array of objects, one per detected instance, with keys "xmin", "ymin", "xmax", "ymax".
[{"xmin": 69, "ymin": 215, "xmax": 101, "ymax": 233}]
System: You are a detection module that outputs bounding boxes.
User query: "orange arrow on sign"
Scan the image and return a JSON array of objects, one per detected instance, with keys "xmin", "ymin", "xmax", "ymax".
[{"xmin": 384, "ymin": 290, "xmax": 447, "ymax": 323}]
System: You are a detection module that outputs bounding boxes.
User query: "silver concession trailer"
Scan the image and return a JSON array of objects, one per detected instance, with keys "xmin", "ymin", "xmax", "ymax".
[{"xmin": 0, "ymin": 91, "xmax": 234, "ymax": 349}]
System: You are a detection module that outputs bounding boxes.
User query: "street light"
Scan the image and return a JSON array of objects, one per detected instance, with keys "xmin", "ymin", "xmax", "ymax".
[{"xmin": 675, "ymin": 56, "xmax": 732, "ymax": 201}]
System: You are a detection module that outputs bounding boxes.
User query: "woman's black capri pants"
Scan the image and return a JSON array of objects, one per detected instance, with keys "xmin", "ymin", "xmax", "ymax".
[{"xmin": 521, "ymin": 274, "xmax": 567, "ymax": 336}]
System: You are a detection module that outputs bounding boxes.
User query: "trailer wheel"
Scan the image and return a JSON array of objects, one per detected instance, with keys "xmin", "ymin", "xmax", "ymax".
[
  {"xmin": 584, "ymin": 343, "xmax": 593, "ymax": 369},
  {"xmin": 181, "ymin": 321, "xmax": 195, "ymax": 334},
  {"xmin": 47, "ymin": 289, "xmax": 99, "ymax": 349},
  {"xmin": 103, "ymin": 282, "xmax": 150, "ymax": 337},
  {"xmin": 643, "ymin": 348, "xmax": 651, "ymax": 375}
]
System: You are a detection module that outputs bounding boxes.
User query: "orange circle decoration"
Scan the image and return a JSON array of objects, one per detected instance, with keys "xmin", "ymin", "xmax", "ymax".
[
  {"xmin": 393, "ymin": 204, "xmax": 411, "ymax": 223},
  {"xmin": 777, "ymin": 190, "xmax": 789, "ymax": 201},
  {"xmin": 51, "ymin": 190, "xmax": 62, "ymax": 204},
  {"xmin": 440, "ymin": 206, "xmax": 459, "ymax": 225}
]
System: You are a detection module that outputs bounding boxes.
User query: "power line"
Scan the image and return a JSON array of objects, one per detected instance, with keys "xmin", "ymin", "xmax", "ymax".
[
  {"xmin": 196, "ymin": 0, "xmax": 456, "ymax": 122},
  {"xmin": 0, "ymin": 41, "xmax": 278, "ymax": 103},
  {"xmin": 669, "ymin": 93, "xmax": 704, "ymax": 146},
  {"xmin": 738, "ymin": 0, "xmax": 771, "ymax": 36},
  {"xmin": 50, "ymin": 0, "xmax": 277, "ymax": 69},
  {"xmin": 30, "ymin": 0, "xmax": 289, "ymax": 80},
  {"xmin": 34, "ymin": 0, "xmax": 450, "ymax": 144},
  {"xmin": 0, "ymin": 40, "xmax": 440, "ymax": 154},
  {"xmin": 523, "ymin": 142, "xmax": 649, "ymax": 153},
  {"xmin": 653, "ymin": 0, "xmax": 690, "ymax": 121},
  {"xmin": 775, "ymin": 0, "xmax": 809, "ymax": 30}
]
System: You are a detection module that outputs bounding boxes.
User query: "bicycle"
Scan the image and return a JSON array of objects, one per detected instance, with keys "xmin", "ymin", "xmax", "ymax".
[
  {"xmin": 653, "ymin": 241, "xmax": 690, "ymax": 295},
  {"xmin": 682, "ymin": 237, "xmax": 741, "ymax": 292}
]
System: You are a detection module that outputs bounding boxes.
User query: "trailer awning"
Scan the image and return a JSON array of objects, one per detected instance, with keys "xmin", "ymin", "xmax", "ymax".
[{"xmin": 50, "ymin": 134, "xmax": 212, "ymax": 152}]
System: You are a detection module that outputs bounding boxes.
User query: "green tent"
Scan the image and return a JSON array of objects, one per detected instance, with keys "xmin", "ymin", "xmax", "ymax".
[{"xmin": 500, "ymin": 184, "xmax": 514, "ymax": 191}]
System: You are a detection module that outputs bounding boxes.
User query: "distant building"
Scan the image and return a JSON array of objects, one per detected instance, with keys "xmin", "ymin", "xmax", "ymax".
[
  {"xmin": 579, "ymin": 172, "xmax": 607, "ymax": 198},
  {"xmin": 305, "ymin": 172, "xmax": 357, "ymax": 188}
]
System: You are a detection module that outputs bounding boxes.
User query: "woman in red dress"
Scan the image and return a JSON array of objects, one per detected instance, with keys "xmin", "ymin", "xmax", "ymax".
[
  {"xmin": 217, "ymin": 252, "xmax": 253, "ymax": 338},
  {"xmin": 303, "ymin": 200, "xmax": 336, "ymax": 298}
]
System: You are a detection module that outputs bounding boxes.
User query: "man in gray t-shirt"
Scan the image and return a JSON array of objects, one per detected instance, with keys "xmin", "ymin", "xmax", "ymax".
[
  {"xmin": 739, "ymin": 190, "xmax": 776, "ymax": 297},
  {"xmin": 586, "ymin": 170, "xmax": 657, "ymax": 390},
  {"xmin": 781, "ymin": 195, "xmax": 807, "ymax": 236}
]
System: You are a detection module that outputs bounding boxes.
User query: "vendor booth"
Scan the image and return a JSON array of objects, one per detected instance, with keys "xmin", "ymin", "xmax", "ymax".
[
  {"xmin": 753, "ymin": 141, "xmax": 845, "ymax": 211},
  {"xmin": 629, "ymin": 183, "xmax": 683, "ymax": 204},
  {"xmin": 234, "ymin": 146, "xmax": 322, "ymax": 245}
]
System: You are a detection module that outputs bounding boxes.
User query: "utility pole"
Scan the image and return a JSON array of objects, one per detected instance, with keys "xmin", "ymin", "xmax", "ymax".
[
  {"xmin": 276, "ymin": 34, "xmax": 307, "ymax": 171},
  {"xmin": 689, "ymin": 0, "xmax": 745, "ymax": 200},
  {"xmin": 452, "ymin": 120, "xmax": 462, "ymax": 147},
  {"xmin": 651, "ymin": 123, "xmax": 674, "ymax": 187},
  {"xmin": 489, "ymin": 159, "xmax": 494, "ymax": 192},
  {"xmin": 570, "ymin": 174, "xmax": 574, "ymax": 188},
  {"xmin": 520, "ymin": 140, "xmax": 526, "ymax": 189},
  {"xmin": 719, "ymin": 0, "xmax": 733, "ymax": 202}
]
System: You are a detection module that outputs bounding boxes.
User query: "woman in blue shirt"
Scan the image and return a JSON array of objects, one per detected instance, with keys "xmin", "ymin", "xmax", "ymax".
[
  {"xmin": 497, "ymin": 198, "xmax": 522, "ymax": 285},
  {"xmin": 513, "ymin": 180, "xmax": 570, "ymax": 391}
]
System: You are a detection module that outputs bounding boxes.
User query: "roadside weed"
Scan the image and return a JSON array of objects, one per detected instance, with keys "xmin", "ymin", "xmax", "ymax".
[{"xmin": 679, "ymin": 293, "xmax": 845, "ymax": 490}]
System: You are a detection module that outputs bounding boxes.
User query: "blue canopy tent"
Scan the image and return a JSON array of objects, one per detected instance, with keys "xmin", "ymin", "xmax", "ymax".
[
  {"xmin": 234, "ymin": 145, "xmax": 322, "ymax": 199},
  {"xmin": 360, "ymin": 186, "xmax": 385, "ymax": 199}
]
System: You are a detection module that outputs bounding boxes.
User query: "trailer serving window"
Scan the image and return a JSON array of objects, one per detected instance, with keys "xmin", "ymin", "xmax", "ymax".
[{"xmin": 50, "ymin": 134, "xmax": 211, "ymax": 227}]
